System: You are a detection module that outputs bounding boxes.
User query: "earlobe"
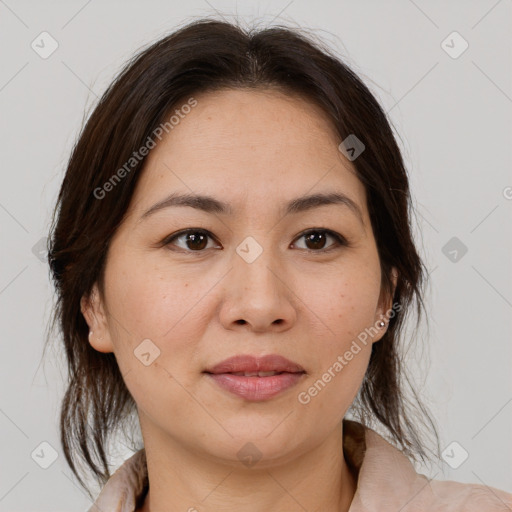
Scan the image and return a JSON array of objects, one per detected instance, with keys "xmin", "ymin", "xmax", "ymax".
[
  {"xmin": 80, "ymin": 284, "xmax": 114, "ymax": 353},
  {"xmin": 371, "ymin": 317, "xmax": 389, "ymax": 344}
]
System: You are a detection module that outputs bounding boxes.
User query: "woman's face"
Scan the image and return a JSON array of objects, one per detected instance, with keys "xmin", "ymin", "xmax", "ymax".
[{"xmin": 82, "ymin": 88, "xmax": 396, "ymax": 465}]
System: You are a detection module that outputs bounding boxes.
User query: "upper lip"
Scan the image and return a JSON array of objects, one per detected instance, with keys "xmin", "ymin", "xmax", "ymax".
[{"xmin": 204, "ymin": 354, "xmax": 305, "ymax": 374}]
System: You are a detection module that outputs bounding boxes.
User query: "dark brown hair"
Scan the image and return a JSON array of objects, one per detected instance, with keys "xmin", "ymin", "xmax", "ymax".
[{"xmin": 46, "ymin": 17, "xmax": 440, "ymax": 497}]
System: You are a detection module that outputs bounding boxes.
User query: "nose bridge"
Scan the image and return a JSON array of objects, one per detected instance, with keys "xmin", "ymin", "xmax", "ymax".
[{"xmin": 233, "ymin": 234, "xmax": 280, "ymax": 294}]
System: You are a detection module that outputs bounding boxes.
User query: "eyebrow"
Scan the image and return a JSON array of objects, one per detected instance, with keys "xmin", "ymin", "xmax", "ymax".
[{"xmin": 140, "ymin": 191, "xmax": 364, "ymax": 226}]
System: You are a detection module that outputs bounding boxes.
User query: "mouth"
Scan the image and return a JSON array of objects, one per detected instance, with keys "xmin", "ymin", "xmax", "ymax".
[
  {"xmin": 203, "ymin": 354, "xmax": 306, "ymax": 401},
  {"xmin": 204, "ymin": 353, "xmax": 305, "ymax": 374},
  {"xmin": 221, "ymin": 370, "xmax": 294, "ymax": 377}
]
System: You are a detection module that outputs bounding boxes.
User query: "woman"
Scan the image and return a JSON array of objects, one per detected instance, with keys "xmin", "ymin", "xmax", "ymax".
[{"xmin": 47, "ymin": 18, "xmax": 512, "ymax": 511}]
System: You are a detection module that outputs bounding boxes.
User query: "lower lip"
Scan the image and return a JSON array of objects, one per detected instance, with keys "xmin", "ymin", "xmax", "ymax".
[{"xmin": 205, "ymin": 372, "xmax": 305, "ymax": 401}]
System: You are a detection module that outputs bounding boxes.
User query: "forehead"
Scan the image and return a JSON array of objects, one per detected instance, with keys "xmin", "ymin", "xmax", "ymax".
[
  {"xmin": 180, "ymin": 88, "xmax": 340, "ymax": 152},
  {"xmin": 127, "ymin": 88, "xmax": 367, "ymax": 219}
]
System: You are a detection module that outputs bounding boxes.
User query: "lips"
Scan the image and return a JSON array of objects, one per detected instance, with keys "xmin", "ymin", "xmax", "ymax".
[
  {"xmin": 204, "ymin": 354, "xmax": 306, "ymax": 401},
  {"xmin": 229, "ymin": 370, "xmax": 283, "ymax": 377},
  {"xmin": 204, "ymin": 354, "xmax": 305, "ymax": 375}
]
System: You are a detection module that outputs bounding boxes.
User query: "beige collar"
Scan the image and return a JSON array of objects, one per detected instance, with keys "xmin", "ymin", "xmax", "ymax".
[{"xmin": 87, "ymin": 419, "xmax": 512, "ymax": 511}]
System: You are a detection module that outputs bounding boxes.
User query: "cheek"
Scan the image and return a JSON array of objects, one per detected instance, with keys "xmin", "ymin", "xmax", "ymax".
[
  {"xmin": 294, "ymin": 257, "xmax": 380, "ymax": 407},
  {"xmin": 103, "ymin": 257, "xmax": 208, "ymax": 422},
  {"xmin": 105, "ymin": 254, "xmax": 205, "ymax": 339},
  {"xmin": 103, "ymin": 253, "xmax": 221, "ymax": 387},
  {"xmin": 296, "ymin": 261, "xmax": 381, "ymax": 343}
]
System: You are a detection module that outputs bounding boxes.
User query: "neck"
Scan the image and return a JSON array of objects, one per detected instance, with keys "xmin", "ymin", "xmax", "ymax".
[{"xmin": 138, "ymin": 418, "xmax": 357, "ymax": 512}]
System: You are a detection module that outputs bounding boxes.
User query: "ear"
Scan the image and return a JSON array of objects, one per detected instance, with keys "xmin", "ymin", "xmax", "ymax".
[
  {"xmin": 80, "ymin": 283, "xmax": 114, "ymax": 353},
  {"xmin": 372, "ymin": 267, "xmax": 398, "ymax": 343}
]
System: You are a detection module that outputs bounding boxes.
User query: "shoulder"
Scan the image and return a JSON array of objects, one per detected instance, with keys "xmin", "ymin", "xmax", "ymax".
[
  {"xmin": 343, "ymin": 419, "xmax": 512, "ymax": 511},
  {"xmin": 427, "ymin": 477, "xmax": 512, "ymax": 510}
]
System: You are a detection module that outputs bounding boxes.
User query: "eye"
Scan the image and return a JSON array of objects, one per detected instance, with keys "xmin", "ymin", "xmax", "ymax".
[
  {"xmin": 163, "ymin": 229, "xmax": 220, "ymax": 252},
  {"xmin": 162, "ymin": 228, "xmax": 347, "ymax": 253},
  {"xmin": 292, "ymin": 229, "xmax": 347, "ymax": 252}
]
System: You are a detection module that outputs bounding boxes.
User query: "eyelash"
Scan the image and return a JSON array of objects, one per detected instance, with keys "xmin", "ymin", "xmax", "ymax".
[{"xmin": 161, "ymin": 228, "xmax": 348, "ymax": 254}]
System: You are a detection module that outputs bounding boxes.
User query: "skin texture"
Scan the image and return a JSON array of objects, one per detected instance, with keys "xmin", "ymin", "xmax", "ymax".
[{"xmin": 81, "ymin": 88, "xmax": 397, "ymax": 512}]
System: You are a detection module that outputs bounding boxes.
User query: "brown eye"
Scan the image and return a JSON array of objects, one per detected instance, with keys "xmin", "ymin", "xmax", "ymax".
[
  {"xmin": 164, "ymin": 229, "xmax": 218, "ymax": 252},
  {"xmin": 184, "ymin": 232, "xmax": 208, "ymax": 250},
  {"xmin": 305, "ymin": 231, "xmax": 327, "ymax": 250},
  {"xmin": 293, "ymin": 229, "xmax": 346, "ymax": 252},
  {"xmin": 163, "ymin": 228, "xmax": 347, "ymax": 254}
]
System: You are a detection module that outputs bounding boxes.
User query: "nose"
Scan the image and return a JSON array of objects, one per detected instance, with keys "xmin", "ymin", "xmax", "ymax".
[{"xmin": 219, "ymin": 245, "xmax": 297, "ymax": 333}]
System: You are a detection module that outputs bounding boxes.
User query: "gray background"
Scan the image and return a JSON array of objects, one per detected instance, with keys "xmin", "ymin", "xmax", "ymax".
[{"xmin": 0, "ymin": 0, "xmax": 511, "ymax": 509}]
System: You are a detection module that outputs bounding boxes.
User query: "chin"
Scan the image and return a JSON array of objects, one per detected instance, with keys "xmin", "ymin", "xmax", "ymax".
[{"xmin": 201, "ymin": 423, "xmax": 306, "ymax": 466}]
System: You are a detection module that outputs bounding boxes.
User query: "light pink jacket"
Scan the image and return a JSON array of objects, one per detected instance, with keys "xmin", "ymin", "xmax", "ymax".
[{"xmin": 88, "ymin": 420, "xmax": 512, "ymax": 511}]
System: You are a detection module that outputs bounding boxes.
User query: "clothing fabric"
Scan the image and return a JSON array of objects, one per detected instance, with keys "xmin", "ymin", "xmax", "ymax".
[{"xmin": 87, "ymin": 419, "xmax": 512, "ymax": 511}]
